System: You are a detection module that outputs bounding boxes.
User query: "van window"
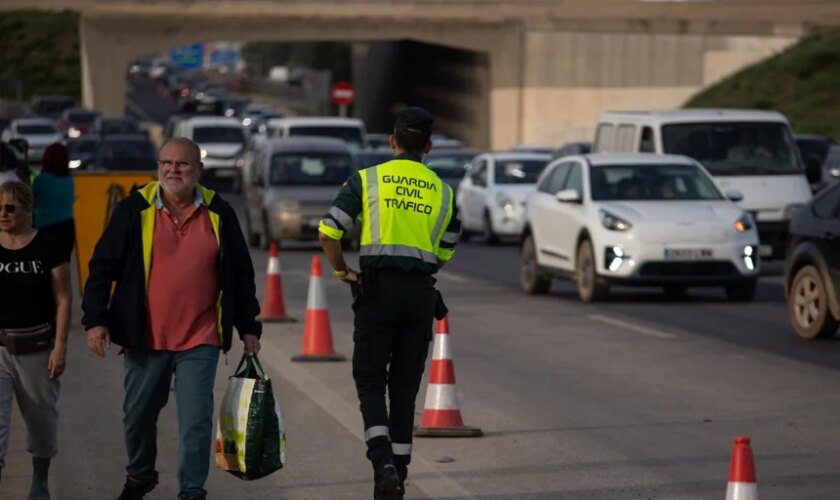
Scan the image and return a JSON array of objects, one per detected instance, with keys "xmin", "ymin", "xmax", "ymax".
[
  {"xmin": 287, "ymin": 125, "xmax": 365, "ymax": 152},
  {"xmin": 640, "ymin": 127, "xmax": 655, "ymax": 153},
  {"xmin": 594, "ymin": 124, "xmax": 614, "ymax": 152},
  {"xmin": 661, "ymin": 122, "xmax": 802, "ymax": 176},
  {"xmin": 616, "ymin": 125, "xmax": 636, "ymax": 152}
]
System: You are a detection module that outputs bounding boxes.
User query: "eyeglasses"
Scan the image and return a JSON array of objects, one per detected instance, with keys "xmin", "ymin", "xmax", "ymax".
[
  {"xmin": 157, "ymin": 160, "xmax": 197, "ymax": 169},
  {"xmin": 0, "ymin": 204, "xmax": 21, "ymax": 215}
]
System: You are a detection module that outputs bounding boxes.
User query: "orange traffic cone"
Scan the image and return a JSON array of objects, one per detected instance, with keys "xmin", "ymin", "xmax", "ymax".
[
  {"xmin": 291, "ymin": 256, "xmax": 346, "ymax": 362},
  {"xmin": 260, "ymin": 242, "xmax": 295, "ymax": 323},
  {"xmin": 726, "ymin": 437, "xmax": 758, "ymax": 500},
  {"xmin": 414, "ymin": 317, "xmax": 482, "ymax": 437}
]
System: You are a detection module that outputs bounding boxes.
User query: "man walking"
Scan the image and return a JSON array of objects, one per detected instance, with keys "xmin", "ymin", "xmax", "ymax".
[
  {"xmin": 318, "ymin": 107, "xmax": 460, "ymax": 499},
  {"xmin": 82, "ymin": 137, "xmax": 261, "ymax": 500}
]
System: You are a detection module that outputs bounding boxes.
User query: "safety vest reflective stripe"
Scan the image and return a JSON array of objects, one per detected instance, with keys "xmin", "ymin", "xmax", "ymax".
[
  {"xmin": 364, "ymin": 425, "xmax": 390, "ymax": 441},
  {"xmin": 429, "ymin": 182, "xmax": 451, "ymax": 246},
  {"xmin": 364, "ymin": 167, "xmax": 381, "ymax": 245},
  {"xmin": 359, "ymin": 243, "xmax": 438, "ymax": 264},
  {"xmin": 328, "ymin": 206, "xmax": 354, "ymax": 229},
  {"xmin": 441, "ymin": 230, "xmax": 459, "ymax": 245}
]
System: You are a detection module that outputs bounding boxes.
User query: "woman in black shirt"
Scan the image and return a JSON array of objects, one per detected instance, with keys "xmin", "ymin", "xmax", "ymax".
[{"xmin": 0, "ymin": 181, "xmax": 71, "ymax": 499}]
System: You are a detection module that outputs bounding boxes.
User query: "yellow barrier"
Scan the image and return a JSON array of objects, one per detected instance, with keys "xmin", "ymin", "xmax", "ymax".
[{"xmin": 73, "ymin": 172, "xmax": 156, "ymax": 294}]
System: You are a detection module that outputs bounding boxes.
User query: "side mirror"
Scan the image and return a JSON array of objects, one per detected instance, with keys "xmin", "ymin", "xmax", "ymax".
[
  {"xmin": 556, "ymin": 189, "xmax": 581, "ymax": 203},
  {"xmin": 830, "ymin": 168, "xmax": 840, "ymax": 179},
  {"xmin": 805, "ymin": 155, "xmax": 823, "ymax": 185},
  {"xmin": 725, "ymin": 189, "xmax": 744, "ymax": 202}
]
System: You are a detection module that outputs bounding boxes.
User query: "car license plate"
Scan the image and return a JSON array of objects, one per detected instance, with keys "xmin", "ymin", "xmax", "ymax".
[
  {"xmin": 759, "ymin": 244, "xmax": 773, "ymax": 257},
  {"xmin": 664, "ymin": 248, "xmax": 713, "ymax": 259}
]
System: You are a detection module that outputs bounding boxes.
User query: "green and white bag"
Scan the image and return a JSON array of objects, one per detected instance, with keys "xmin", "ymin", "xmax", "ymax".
[{"xmin": 215, "ymin": 355, "xmax": 286, "ymax": 480}]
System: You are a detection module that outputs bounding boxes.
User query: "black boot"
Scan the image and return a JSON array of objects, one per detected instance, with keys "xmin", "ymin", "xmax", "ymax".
[
  {"xmin": 373, "ymin": 463, "xmax": 402, "ymax": 500},
  {"xmin": 117, "ymin": 472, "xmax": 159, "ymax": 500},
  {"xmin": 28, "ymin": 457, "xmax": 51, "ymax": 500}
]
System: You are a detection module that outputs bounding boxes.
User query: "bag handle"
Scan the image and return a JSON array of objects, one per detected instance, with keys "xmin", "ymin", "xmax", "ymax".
[{"xmin": 232, "ymin": 354, "xmax": 268, "ymax": 380}]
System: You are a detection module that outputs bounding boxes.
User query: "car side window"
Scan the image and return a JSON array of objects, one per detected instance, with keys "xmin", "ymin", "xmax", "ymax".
[
  {"xmin": 563, "ymin": 163, "xmax": 583, "ymax": 195},
  {"xmin": 471, "ymin": 160, "xmax": 487, "ymax": 187},
  {"xmin": 812, "ymin": 183, "xmax": 840, "ymax": 219},
  {"xmin": 640, "ymin": 126, "xmax": 655, "ymax": 153},
  {"xmin": 545, "ymin": 163, "xmax": 572, "ymax": 194}
]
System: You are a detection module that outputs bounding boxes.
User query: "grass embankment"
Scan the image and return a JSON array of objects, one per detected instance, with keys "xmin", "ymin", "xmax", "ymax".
[
  {"xmin": 0, "ymin": 10, "xmax": 80, "ymax": 102},
  {"xmin": 685, "ymin": 30, "xmax": 840, "ymax": 138}
]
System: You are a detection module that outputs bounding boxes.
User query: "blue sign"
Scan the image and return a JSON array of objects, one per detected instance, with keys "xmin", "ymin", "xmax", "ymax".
[
  {"xmin": 170, "ymin": 43, "xmax": 204, "ymax": 71},
  {"xmin": 209, "ymin": 48, "xmax": 239, "ymax": 70}
]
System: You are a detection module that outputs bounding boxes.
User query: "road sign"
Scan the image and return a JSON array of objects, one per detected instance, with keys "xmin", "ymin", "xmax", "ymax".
[
  {"xmin": 170, "ymin": 43, "xmax": 204, "ymax": 71},
  {"xmin": 331, "ymin": 82, "xmax": 355, "ymax": 107}
]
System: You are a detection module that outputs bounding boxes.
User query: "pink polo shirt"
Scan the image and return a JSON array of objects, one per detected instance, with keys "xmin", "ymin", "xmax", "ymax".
[{"xmin": 146, "ymin": 203, "xmax": 221, "ymax": 351}]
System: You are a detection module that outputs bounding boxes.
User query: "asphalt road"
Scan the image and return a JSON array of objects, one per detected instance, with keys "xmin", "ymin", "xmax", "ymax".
[{"xmin": 6, "ymin": 192, "xmax": 840, "ymax": 499}]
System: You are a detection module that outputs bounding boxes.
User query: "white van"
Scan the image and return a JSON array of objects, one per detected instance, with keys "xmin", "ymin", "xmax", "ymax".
[
  {"xmin": 270, "ymin": 117, "xmax": 368, "ymax": 152},
  {"xmin": 175, "ymin": 116, "xmax": 247, "ymax": 188},
  {"xmin": 594, "ymin": 110, "xmax": 813, "ymax": 259}
]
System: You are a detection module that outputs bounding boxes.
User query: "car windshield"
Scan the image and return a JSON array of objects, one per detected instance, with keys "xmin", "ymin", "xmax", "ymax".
[
  {"xmin": 101, "ymin": 120, "xmax": 139, "ymax": 135},
  {"xmin": 590, "ymin": 164, "xmax": 724, "ymax": 201},
  {"xmin": 494, "ymin": 159, "xmax": 547, "ymax": 184},
  {"xmin": 426, "ymin": 153, "xmax": 476, "ymax": 178},
  {"xmin": 67, "ymin": 111, "xmax": 97, "ymax": 123},
  {"xmin": 662, "ymin": 122, "xmax": 802, "ymax": 176},
  {"xmin": 270, "ymin": 153, "xmax": 354, "ymax": 186},
  {"xmin": 67, "ymin": 140, "xmax": 98, "ymax": 156},
  {"xmin": 193, "ymin": 126, "xmax": 245, "ymax": 144},
  {"xmin": 17, "ymin": 124, "xmax": 57, "ymax": 135},
  {"xmin": 96, "ymin": 141, "xmax": 157, "ymax": 170},
  {"xmin": 288, "ymin": 126, "xmax": 365, "ymax": 152}
]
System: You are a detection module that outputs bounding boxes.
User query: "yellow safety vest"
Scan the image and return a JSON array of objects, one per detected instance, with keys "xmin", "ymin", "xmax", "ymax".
[{"xmin": 358, "ymin": 159, "xmax": 455, "ymax": 264}]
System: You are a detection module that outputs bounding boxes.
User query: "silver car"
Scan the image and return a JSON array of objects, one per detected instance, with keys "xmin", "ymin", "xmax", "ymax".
[
  {"xmin": 1, "ymin": 118, "xmax": 64, "ymax": 164},
  {"xmin": 243, "ymin": 137, "xmax": 358, "ymax": 248}
]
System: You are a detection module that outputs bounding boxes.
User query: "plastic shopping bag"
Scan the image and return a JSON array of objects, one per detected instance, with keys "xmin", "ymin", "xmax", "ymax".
[{"xmin": 215, "ymin": 354, "xmax": 286, "ymax": 480}]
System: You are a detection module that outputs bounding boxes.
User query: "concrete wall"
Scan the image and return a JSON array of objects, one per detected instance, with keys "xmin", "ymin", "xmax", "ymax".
[{"xmin": 519, "ymin": 31, "xmax": 797, "ymax": 146}]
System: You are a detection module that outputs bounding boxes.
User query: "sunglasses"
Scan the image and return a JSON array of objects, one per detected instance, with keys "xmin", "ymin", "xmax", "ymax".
[{"xmin": 0, "ymin": 204, "xmax": 21, "ymax": 215}]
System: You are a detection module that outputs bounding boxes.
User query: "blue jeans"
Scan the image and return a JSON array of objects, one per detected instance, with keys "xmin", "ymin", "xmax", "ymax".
[{"xmin": 123, "ymin": 345, "xmax": 220, "ymax": 499}]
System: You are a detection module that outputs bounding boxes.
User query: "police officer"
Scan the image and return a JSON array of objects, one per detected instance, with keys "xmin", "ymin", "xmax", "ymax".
[{"xmin": 318, "ymin": 107, "xmax": 460, "ymax": 500}]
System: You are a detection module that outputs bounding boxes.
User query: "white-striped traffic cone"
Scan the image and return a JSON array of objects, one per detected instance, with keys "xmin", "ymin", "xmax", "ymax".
[
  {"xmin": 726, "ymin": 437, "xmax": 758, "ymax": 500},
  {"xmin": 414, "ymin": 316, "xmax": 482, "ymax": 437},
  {"xmin": 291, "ymin": 255, "xmax": 345, "ymax": 362},
  {"xmin": 259, "ymin": 242, "xmax": 295, "ymax": 322}
]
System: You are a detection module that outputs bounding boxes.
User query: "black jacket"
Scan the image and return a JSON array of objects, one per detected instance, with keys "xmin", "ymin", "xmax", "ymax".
[{"xmin": 81, "ymin": 182, "xmax": 261, "ymax": 352}]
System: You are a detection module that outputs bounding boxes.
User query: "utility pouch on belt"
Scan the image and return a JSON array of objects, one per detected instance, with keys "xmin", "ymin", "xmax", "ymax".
[
  {"xmin": 434, "ymin": 290, "xmax": 448, "ymax": 320},
  {"xmin": 0, "ymin": 323, "xmax": 53, "ymax": 355}
]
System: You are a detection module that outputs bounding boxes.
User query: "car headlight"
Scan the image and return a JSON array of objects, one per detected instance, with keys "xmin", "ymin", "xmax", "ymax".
[
  {"xmin": 600, "ymin": 209, "xmax": 632, "ymax": 231},
  {"xmin": 784, "ymin": 203, "xmax": 802, "ymax": 220},
  {"xmin": 68, "ymin": 128, "xmax": 81, "ymax": 138},
  {"xmin": 734, "ymin": 212, "xmax": 753, "ymax": 232},
  {"xmin": 200, "ymin": 149, "xmax": 208, "ymax": 159},
  {"xmin": 69, "ymin": 159, "xmax": 81, "ymax": 169}
]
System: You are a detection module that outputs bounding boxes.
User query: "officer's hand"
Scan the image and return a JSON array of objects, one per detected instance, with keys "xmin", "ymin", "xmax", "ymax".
[
  {"xmin": 243, "ymin": 334, "xmax": 261, "ymax": 356},
  {"xmin": 341, "ymin": 270, "xmax": 359, "ymax": 283},
  {"xmin": 87, "ymin": 326, "xmax": 111, "ymax": 357}
]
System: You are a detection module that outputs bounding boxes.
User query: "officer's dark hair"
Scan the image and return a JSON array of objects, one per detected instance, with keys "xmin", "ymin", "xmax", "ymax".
[{"xmin": 393, "ymin": 129, "xmax": 430, "ymax": 155}]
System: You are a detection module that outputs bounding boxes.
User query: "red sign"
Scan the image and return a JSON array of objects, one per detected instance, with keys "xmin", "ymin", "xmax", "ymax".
[{"xmin": 331, "ymin": 82, "xmax": 355, "ymax": 107}]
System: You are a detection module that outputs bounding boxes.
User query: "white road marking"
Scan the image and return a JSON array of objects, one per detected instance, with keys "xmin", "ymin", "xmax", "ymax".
[
  {"xmin": 588, "ymin": 314, "xmax": 677, "ymax": 339},
  {"xmin": 259, "ymin": 336, "xmax": 475, "ymax": 499}
]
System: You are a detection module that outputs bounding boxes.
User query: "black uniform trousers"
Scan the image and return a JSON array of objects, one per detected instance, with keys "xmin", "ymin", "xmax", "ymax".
[{"xmin": 352, "ymin": 270, "xmax": 435, "ymax": 481}]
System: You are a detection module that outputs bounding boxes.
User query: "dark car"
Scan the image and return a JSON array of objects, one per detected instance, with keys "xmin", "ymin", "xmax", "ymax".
[
  {"xmin": 354, "ymin": 148, "xmax": 394, "ymax": 170},
  {"xmin": 784, "ymin": 182, "xmax": 840, "ymax": 339},
  {"xmin": 57, "ymin": 108, "xmax": 100, "ymax": 138},
  {"xmin": 30, "ymin": 95, "xmax": 75, "ymax": 120},
  {"xmin": 66, "ymin": 135, "xmax": 101, "ymax": 170},
  {"xmin": 795, "ymin": 134, "xmax": 837, "ymax": 191},
  {"xmin": 424, "ymin": 149, "xmax": 480, "ymax": 190},
  {"xmin": 85, "ymin": 135, "xmax": 157, "ymax": 171},
  {"xmin": 93, "ymin": 116, "xmax": 142, "ymax": 137}
]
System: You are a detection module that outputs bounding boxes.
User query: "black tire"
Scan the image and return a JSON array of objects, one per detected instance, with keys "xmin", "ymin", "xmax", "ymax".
[
  {"xmin": 482, "ymin": 211, "xmax": 499, "ymax": 245},
  {"xmin": 244, "ymin": 212, "xmax": 260, "ymax": 248},
  {"xmin": 725, "ymin": 278, "xmax": 757, "ymax": 302},
  {"xmin": 520, "ymin": 235, "xmax": 551, "ymax": 295},
  {"xmin": 788, "ymin": 266, "xmax": 840, "ymax": 340},
  {"xmin": 260, "ymin": 213, "xmax": 273, "ymax": 251},
  {"xmin": 576, "ymin": 239, "xmax": 609, "ymax": 302}
]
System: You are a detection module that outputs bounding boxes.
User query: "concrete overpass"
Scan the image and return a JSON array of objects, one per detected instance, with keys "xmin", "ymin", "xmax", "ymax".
[{"xmin": 4, "ymin": 0, "xmax": 840, "ymax": 149}]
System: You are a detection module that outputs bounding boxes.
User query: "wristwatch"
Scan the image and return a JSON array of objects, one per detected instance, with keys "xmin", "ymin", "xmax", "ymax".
[{"xmin": 332, "ymin": 269, "xmax": 349, "ymax": 278}]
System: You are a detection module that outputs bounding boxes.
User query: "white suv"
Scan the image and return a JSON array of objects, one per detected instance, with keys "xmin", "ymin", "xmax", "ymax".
[{"xmin": 521, "ymin": 153, "xmax": 760, "ymax": 302}]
